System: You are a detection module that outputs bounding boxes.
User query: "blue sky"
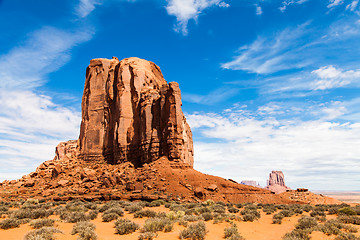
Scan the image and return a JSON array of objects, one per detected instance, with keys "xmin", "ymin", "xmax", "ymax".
[{"xmin": 1, "ymin": 0, "xmax": 360, "ymax": 190}]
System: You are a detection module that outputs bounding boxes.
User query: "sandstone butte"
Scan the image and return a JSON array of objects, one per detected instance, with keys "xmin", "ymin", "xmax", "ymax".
[
  {"xmin": 264, "ymin": 171, "xmax": 291, "ymax": 194},
  {"xmin": 0, "ymin": 57, "xmax": 339, "ymax": 205}
]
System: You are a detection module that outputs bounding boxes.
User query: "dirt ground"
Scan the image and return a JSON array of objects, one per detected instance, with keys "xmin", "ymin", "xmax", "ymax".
[{"xmin": 1, "ymin": 204, "xmax": 360, "ymax": 240}]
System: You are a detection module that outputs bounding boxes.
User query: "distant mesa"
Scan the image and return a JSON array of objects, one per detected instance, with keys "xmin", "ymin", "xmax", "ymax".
[
  {"xmin": 240, "ymin": 180, "xmax": 261, "ymax": 188},
  {"xmin": 264, "ymin": 170, "xmax": 291, "ymax": 194}
]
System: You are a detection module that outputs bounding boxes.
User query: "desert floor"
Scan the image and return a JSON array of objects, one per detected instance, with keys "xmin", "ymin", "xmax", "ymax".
[{"xmin": 1, "ymin": 201, "xmax": 360, "ymax": 240}]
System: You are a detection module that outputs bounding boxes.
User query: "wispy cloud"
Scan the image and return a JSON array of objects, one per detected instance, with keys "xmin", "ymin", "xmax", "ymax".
[
  {"xmin": 255, "ymin": 4, "xmax": 263, "ymax": 15},
  {"xmin": 182, "ymin": 87, "xmax": 239, "ymax": 105},
  {"xmin": 327, "ymin": 0, "xmax": 344, "ymax": 8},
  {"xmin": 75, "ymin": 0, "xmax": 103, "ymax": 18},
  {"xmin": 279, "ymin": 0, "xmax": 309, "ymax": 12},
  {"xmin": 346, "ymin": 0, "xmax": 359, "ymax": 11},
  {"xmin": 188, "ymin": 103, "xmax": 360, "ymax": 190},
  {"xmin": 221, "ymin": 23, "xmax": 312, "ymax": 74},
  {"xmin": 165, "ymin": 0, "xmax": 229, "ymax": 35}
]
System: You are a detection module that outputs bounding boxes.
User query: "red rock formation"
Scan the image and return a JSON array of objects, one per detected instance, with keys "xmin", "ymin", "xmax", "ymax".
[
  {"xmin": 264, "ymin": 171, "xmax": 291, "ymax": 194},
  {"xmin": 79, "ymin": 57, "xmax": 193, "ymax": 167}
]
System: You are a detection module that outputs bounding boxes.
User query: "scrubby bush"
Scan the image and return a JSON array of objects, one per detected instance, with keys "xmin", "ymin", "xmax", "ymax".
[
  {"xmin": 11, "ymin": 208, "xmax": 49, "ymax": 219},
  {"xmin": 66, "ymin": 201, "xmax": 87, "ymax": 212},
  {"xmin": 0, "ymin": 218, "xmax": 20, "ymax": 229},
  {"xmin": 211, "ymin": 204, "xmax": 226, "ymax": 214},
  {"xmin": 201, "ymin": 212, "xmax": 213, "ymax": 221},
  {"xmin": 295, "ymin": 216, "xmax": 318, "ymax": 230},
  {"xmin": 338, "ymin": 215, "xmax": 360, "ymax": 225},
  {"xmin": 60, "ymin": 211, "xmax": 88, "ymax": 223},
  {"xmin": 71, "ymin": 221, "xmax": 97, "ymax": 240},
  {"xmin": 279, "ymin": 210, "xmax": 294, "ymax": 218},
  {"xmin": 125, "ymin": 203, "xmax": 143, "ymax": 213},
  {"xmin": 179, "ymin": 221, "xmax": 207, "ymax": 240},
  {"xmin": 148, "ymin": 200, "xmax": 164, "ymax": 207},
  {"xmin": 29, "ymin": 219, "xmax": 55, "ymax": 229},
  {"xmin": 334, "ymin": 232, "xmax": 360, "ymax": 240},
  {"xmin": 272, "ymin": 213, "xmax": 284, "ymax": 224},
  {"xmin": 283, "ymin": 229, "xmax": 310, "ymax": 240},
  {"xmin": 114, "ymin": 218, "xmax": 139, "ymax": 235},
  {"xmin": 166, "ymin": 210, "xmax": 185, "ymax": 220},
  {"xmin": 228, "ymin": 206, "xmax": 240, "ymax": 213},
  {"xmin": 224, "ymin": 223, "xmax": 244, "ymax": 240},
  {"xmin": 102, "ymin": 212, "xmax": 119, "ymax": 222},
  {"xmin": 164, "ymin": 222, "xmax": 173, "ymax": 232},
  {"xmin": 302, "ymin": 205, "xmax": 313, "ymax": 212},
  {"xmin": 143, "ymin": 217, "xmax": 172, "ymax": 232},
  {"xmin": 316, "ymin": 219, "xmax": 343, "ymax": 235},
  {"xmin": 88, "ymin": 210, "xmax": 98, "ymax": 220},
  {"xmin": 339, "ymin": 207, "xmax": 357, "ymax": 216},
  {"xmin": 138, "ymin": 232, "xmax": 158, "ymax": 240},
  {"xmin": 241, "ymin": 208, "xmax": 260, "ymax": 222},
  {"xmin": 202, "ymin": 200, "xmax": 215, "ymax": 206},
  {"xmin": 24, "ymin": 227, "xmax": 63, "ymax": 240},
  {"xmin": 134, "ymin": 209, "xmax": 158, "ymax": 218},
  {"xmin": 184, "ymin": 215, "xmax": 204, "ymax": 222}
]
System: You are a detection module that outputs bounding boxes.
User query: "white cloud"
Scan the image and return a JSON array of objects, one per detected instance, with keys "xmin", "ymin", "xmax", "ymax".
[
  {"xmin": 346, "ymin": 0, "xmax": 359, "ymax": 11},
  {"xmin": 75, "ymin": 0, "xmax": 103, "ymax": 18},
  {"xmin": 327, "ymin": 0, "xmax": 344, "ymax": 8},
  {"xmin": 255, "ymin": 4, "xmax": 263, "ymax": 15},
  {"xmin": 182, "ymin": 87, "xmax": 239, "ymax": 105},
  {"xmin": 279, "ymin": 0, "xmax": 309, "ymax": 12},
  {"xmin": 221, "ymin": 23, "xmax": 311, "ymax": 74},
  {"xmin": 0, "ymin": 25, "xmax": 91, "ymax": 181},
  {"xmin": 311, "ymin": 65, "xmax": 360, "ymax": 90},
  {"xmin": 165, "ymin": 0, "xmax": 229, "ymax": 35},
  {"xmin": 188, "ymin": 104, "xmax": 360, "ymax": 190}
]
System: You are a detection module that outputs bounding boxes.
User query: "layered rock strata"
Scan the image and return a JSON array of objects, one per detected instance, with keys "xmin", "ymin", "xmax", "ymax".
[{"xmin": 79, "ymin": 57, "xmax": 193, "ymax": 167}]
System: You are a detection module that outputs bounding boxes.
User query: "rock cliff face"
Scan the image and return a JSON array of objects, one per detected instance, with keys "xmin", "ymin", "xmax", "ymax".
[
  {"xmin": 264, "ymin": 171, "xmax": 291, "ymax": 194},
  {"xmin": 79, "ymin": 57, "xmax": 193, "ymax": 167}
]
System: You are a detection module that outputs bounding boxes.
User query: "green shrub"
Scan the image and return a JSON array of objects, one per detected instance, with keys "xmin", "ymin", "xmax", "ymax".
[
  {"xmin": 114, "ymin": 219, "xmax": 139, "ymax": 235},
  {"xmin": 24, "ymin": 227, "xmax": 63, "ymax": 240},
  {"xmin": 339, "ymin": 207, "xmax": 357, "ymax": 216},
  {"xmin": 29, "ymin": 219, "xmax": 55, "ymax": 229},
  {"xmin": 71, "ymin": 221, "xmax": 97, "ymax": 240},
  {"xmin": 143, "ymin": 217, "xmax": 172, "ymax": 232},
  {"xmin": 138, "ymin": 232, "xmax": 158, "ymax": 240},
  {"xmin": 0, "ymin": 218, "xmax": 20, "ymax": 229},
  {"xmin": 166, "ymin": 210, "xmax": 185, "ymax": 220},
  {"xmin": 179, "ymin": 221, "xmax": 207, "ymax": 240},
  {"xmin": 295, "ymin": 216, "xmax": 318, "ymax": 230},
  {"xmin": 272, "ymin": 213, "xmax": 284, "ymax": 224}
]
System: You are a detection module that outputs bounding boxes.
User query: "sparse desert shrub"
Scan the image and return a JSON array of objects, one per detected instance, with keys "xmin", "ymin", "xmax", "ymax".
[
  {"xmin": 143, "ymin": 217, "xmax": 172, "ymax": 232},
  {"xmin": 338, "ymin": 215, "xmax": 360, "ymax": 225},
  {"xmin": 202, "ymin": 200, "xmax": 215, "ymax": 206},
  {"xmin": 279, "ymin": 210, "xmax": 294, "ymax": 217},
  {"xmin": 339, "ymin": 207, "xmax": 357, "ymax": 216},
  {"xmin": 88, "ymin": 210, "xmax": 98, "ymax": 220},
  {"xmin": 164, "ymin": 222, "xmax": 173, "ymax": 232},
  {"xmin": 241, "ymin": 209, "xmax": 260, "ymax": 222},
  {"xmin": 334, "ymin": 232, "xmax": 360, "ymax": 240},
  {"xmin": 60, "ymin": 211, "xmax": 88, "ymax": 223},
  {"xmin": 24, "ymin": 227, "xmax": 63, "ymax": 240},
  {"xmin": 295, "ymin": 216, "xmax": 318, "ymax": 230},
  {"xmin": 169, "ymin": 204, "xmax": 186, "ymax": 212},
  {"xmin": 228, "ymin": 206, "xmax": 240, "ymax": 213},
  {"xmin": 84, "ymin": 202, "xmax": 97, "ymax": 210},
  {"xmin": 316, "ymin": 219, "xmax": 343, "ymax": 235},
  {"xmin": 103, "ymin": 207, "xmax": 124, "ymax": 217},
  {"xmin": 125, "ymin": 203, "xmax": 143, "ymax": 213},
  {"xmin": 134, "ymin": 209, "xmax": 158, "ymax": 218},
  {"xmin": 0, "ymin": 218, "xmax": 20, "ymax": 229},
  {"xmin": 201, "ymin": 212, "xmax": 213, "ymax": 221},
  {"xmin": 272, "ymin": 213, "xmax": 284, "ymax": 224},
  {"xmin": 138, "ymin": 232, "xmax": 158, "ymax": 240},
  {"xmin": 224, "ymin": 223, "xmax": 244, "ymax": 240},
  {"xmin": 0, "ymin": 206, "xmax": 9, "ymax": 212},
  {"xmin": 11, "ymin": 208, "xmax": 49, "ymax": 219},
  {"xmin": 98, "ymin": 201, "xmax": 122, "ymax": 213},
  {"xmin": 114, "ymin": 218, "xmax": 139, "ymax": 235},
  {"xmin": 283, "ymin": 229, "xmax": 310, "ymax": 240},
  {"xmin": 102, "ymin": 212, "xmax": 119, "ymax": 222},
  {"xmin": 29, "ymin": 219, "xmax": 55, "ymax": 229},
  {"xmin": 66, "ymin": 201, "xmax": 87, "ymax": 212},
  {"xmin": 343, "ymin": 224, "xmax": 358, "ymax": 233},
  {"xmin": 211, "ymin": 204, "xmax": 226, "ymax": 214},
  {"xmin": 184, "ymin": 215, "xmax": 204, "ymax": 222},
  {"xmin": 148, "ymin": 200, "xmax": 164, "ymax": 207},
  {"xmin": 71, "ymin": 221, "xmax": 97, "ymax": 240},
  {"xmin": 302, "ymin": 205, "xmax": 313, "ymax": 212},
  {"xmin": 166, "ymin": 210, "xmax": 185, "ymax": 220},
  {"xmin": 310, "ymin": 209, "xmax": 326, "ymax": 217},
  {"xmin": 195, "ymin": 206, "xmax": 211, "ymax": 214},
  {"xmin": 179, "ymin": 221, "xmax": 207, "ymax": 240}
]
